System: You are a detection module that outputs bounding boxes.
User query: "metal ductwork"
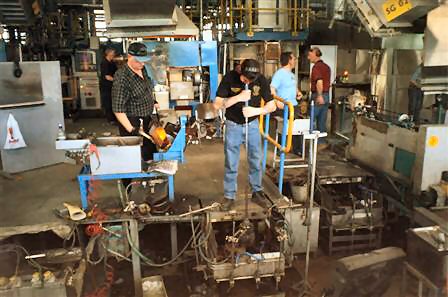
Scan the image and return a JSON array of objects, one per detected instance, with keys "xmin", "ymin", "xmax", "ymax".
[
  {"xmin": 103, "ymin": 0, "xmax": 198, "ymax": 38},
  {"xmin": 421, "ymin": 2, "xmax": 448, "ymax": 94},
  {"xmin": 0, "ymin": 0, "xmax": 33, "ymax": 26},
  {"xmin": 348, "ymin": 0, "xmax": 439, "ymax": 37}
]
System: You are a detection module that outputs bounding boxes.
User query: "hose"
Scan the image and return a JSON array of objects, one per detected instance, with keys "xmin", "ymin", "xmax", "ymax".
[{"xmin": 125, "ymin": 222, "xmax": 201, "ymax": 267}]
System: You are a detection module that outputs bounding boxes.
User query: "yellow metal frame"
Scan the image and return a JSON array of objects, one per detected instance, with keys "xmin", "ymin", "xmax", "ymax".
[
  {"xmin": 222, "ymin": 0, "xmax": 311, "ymax": 35},
  {"xmin": 259, "ymin": 95, "xmax": 294, "ymax": 153}
]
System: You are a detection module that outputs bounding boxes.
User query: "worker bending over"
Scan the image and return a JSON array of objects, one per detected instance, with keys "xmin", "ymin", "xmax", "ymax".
[
  {"xmin": 112, "ymin": 42, "xmax": 158, "ymax": 162},
  {"xmin": 214, "ymin": 59, "xmax": 276, "ymax": 211}
]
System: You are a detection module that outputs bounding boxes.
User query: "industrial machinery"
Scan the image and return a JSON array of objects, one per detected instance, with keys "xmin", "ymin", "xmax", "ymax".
[
  {"xmin": 72, "ymin": 50, "xmax": 101, "ymax": 111},
  {"xmin": 144, "ymin": 41, "xmax": 218, "ymax": 112},
  {"xmin": 323, "ymin": 247, "xmax": 406, "ymax": 297},
  {"xmin": 405, "ymin": 207, "xmax": 448, "ymax": 296},
  {"xmin": 317, "ymin": 159, "xmax": 384, "ymax": 255},
  {"xmin": 198, "ymin": 202, "xmax": 290, "ymax": 289},
  {"xmin": 349, "ymin": 115, "xmax": 448, "ymax": 208},
  {"xmin": 102, "ymin": 0, "xmax": 198, "ymax": 38},
  {"xmin": 0, "ymin": 245, "xmax": 85, "ymax": 297},
  {"xmin": 346, "ymin": 0, "xmax": 438, "ymax": 37},
  {"xmin": 405, "ymin": 226, "xmax": 447, "ymax": 295}
]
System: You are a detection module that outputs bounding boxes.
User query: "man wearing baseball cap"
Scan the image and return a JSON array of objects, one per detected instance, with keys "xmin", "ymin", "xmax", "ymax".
[
  {"xmin": 112, "ymin": 42, "xmax": 157, "ymax": 162},
  {"xmin": 214, "ymin": 59, "xmax": 277, "ymax": 211}
]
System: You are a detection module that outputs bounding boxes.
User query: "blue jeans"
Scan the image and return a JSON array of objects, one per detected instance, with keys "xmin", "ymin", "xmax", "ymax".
[
  {"xmin": 311, "ymin": 92, "xmax": 329, "ymax": 143},
  {"xmin": 224, "ymin": 119, "xmax": 263, "ymax": 199}
]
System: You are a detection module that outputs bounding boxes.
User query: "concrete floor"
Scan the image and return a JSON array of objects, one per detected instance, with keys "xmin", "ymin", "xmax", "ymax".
[
  {"xmin": 0, "ymin": 117, "xmax": 260, "ymax": 233},
  {"xmin": 0, "ymin": 117, "xmax": 412, "ymax": 296}
]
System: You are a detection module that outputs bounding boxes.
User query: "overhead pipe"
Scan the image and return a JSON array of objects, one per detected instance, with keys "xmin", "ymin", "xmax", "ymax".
[
  {"xmin": 230, "ymin": 0, "xmax": 233, "ymax": 35},
  {"xmin": 293, "ymin": 0, "xmax": 298, "ymax": 35},
  {"xmin": 247, "ymin": 0, "xmax": 253, "ymax": 37},
  {"xmin": 199, "ymin": 0, "xmax": 203, "ymax": 40}
]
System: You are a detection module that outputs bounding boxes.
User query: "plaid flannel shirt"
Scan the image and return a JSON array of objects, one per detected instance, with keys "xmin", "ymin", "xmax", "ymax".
[{"xmin": 112, "ymin": 64, "xmax": 154, "ymax": 117}]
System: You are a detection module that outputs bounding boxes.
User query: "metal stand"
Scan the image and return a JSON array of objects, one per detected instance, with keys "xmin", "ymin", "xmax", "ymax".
[
  {"xmin": 272, "ymin": 117, "xmax": 310, "ymax": 169},
  {"xmin": 401, "ymin": 261, "xmax": 443, "ymax": 297},
  {"xmin": 129, "ymin": 219, "xmax": 143, "ymax": 297},
  {"xmin": 321, "ymin": 225, "xmax": 382, "ymax": 256},
  {"xmin": 78, "ymin": 171, "xmax": 175, "ymax": 209},
  {"xmin": 293, "ymin": 130, "xmax": 326, "ymax": 296}
]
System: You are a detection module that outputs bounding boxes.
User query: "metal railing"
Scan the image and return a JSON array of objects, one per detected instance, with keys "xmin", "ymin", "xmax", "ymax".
[
  {"xmin": 218, "ymin": 0, "xmax": 311, "ymax": 36},
  {"xmin": 259, "ymin": 95, "xmax": 294, "ymax": 194}
]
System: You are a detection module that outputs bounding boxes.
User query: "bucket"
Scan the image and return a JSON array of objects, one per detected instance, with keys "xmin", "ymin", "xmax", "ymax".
[
  {"xmin": 291, "ymin": 183, "xmax": 308, "ymax": 203},
  {"xmin": 142, "ymin": 275, "xmax": 168, "ymax": 297}
]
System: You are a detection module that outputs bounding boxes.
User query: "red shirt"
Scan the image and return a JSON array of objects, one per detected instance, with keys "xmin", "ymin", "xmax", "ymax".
[{"xmin": 311, "ymin": 60, "xmax": 331, "ymax": 93}]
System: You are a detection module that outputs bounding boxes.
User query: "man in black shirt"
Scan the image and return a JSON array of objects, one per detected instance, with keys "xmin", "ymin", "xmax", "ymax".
[
  {"xmin": 214, "ymin": 59, "xmax": 276, "ymax": 210},
  {"xmin": 112, "ymin": 42, "xmax": 157, "ymax": 162},
  {"xmin": 100, "ymin": 47, "xmax": 117, "ymax": 123}
]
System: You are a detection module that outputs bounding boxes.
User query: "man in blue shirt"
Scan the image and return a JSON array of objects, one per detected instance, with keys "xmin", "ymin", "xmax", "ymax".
[{"xmin": 271, "ymin": 52, "xmax": 303, "ymax": 155}]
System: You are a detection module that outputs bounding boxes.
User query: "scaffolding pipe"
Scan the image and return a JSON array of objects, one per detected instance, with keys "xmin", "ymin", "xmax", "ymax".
[
  {"xmin": 230, "ymin": 0, "xmax": 233, "ymax": 35},
  {"xmin": 239, "ymin": 2, "xmax": 243, "ymax": 31},
  {"xmin": 293, "ymin": 0, "xmax": 298, "ymax": 35},
  {"xmin": 232, "ymin": 7, "xmax": 307, "ymax": 12},
  {"xmin": 199, "ymin": 0, "xmax": 203, "ymax": 40},
  {"xmin": 225, "ymin": 3, "xmax": 310, "ymax": 34},
  {"xmin": 306, "ymin": 0, "xmax": 310, "ymax": 28},
  {"xmin": 247, "ymin": 0, "xmax": 253, "ymax": 36},
  {"xmin": 220, "ymin": 0, "xmax": 224, "ymax": 34}
]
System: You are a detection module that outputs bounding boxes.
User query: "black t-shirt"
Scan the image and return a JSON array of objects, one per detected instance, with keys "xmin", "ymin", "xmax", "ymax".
[
  {"xmin": 100, "ymin": 59, "xmax": 118, "ymax": 90},
  {"xmin": 216, "ymin": 70, "xmax": 272, "ymax": 124}
]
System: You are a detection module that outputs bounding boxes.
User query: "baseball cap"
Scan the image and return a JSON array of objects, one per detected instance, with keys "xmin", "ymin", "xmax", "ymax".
[
  {"xmin": 241, "ymin": 59, "xmax": 260, "ymax": 81},
  {"xmin": 128, "ymin": 42, "xmax": 150, "ymax": 62}
]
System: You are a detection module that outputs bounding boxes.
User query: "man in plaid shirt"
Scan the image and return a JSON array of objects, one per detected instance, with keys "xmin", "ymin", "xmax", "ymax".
[{"xmin": 112, "ymin": 42, "xmax": 158, "ymax": 161}]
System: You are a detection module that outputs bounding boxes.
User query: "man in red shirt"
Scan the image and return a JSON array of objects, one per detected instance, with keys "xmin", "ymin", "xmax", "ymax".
[{"xmin": 308, "ymin": 47, "xmax": 331, "ymax": 146}]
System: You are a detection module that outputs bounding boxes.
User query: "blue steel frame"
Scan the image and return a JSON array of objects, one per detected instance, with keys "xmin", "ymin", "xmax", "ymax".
[
  {"xmin": 78, "ymin": 172, "xmax": 175, "ymax": 209},
  {"xmin": 77, "ymin": 116, "xmax": 187, "ymax": 209},
  {"xmin": 153, "ymin": 116, "xmax": 187, "ymax": 163}
]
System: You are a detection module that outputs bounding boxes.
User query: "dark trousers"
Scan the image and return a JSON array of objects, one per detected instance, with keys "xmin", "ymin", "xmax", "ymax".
[
  {"xmin": 119, "ymin": 116, "xmax": 157, "ymax": 190},
  {"xmin": 100, "ymin": 86, "xmax": 115, "ymax": 122},
  {"xmin": 408, "ymin": 85, "xmax": 423, "ymax": 123},
  {"xmin": 118, "ymin": 116, "xmax": 157, "ymax": 162}
]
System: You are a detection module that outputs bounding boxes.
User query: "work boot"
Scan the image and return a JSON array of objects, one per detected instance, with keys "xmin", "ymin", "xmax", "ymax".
[
  {"xmin": 220, "ymin": 198, "xmax": 235, "ymax": 212},
  {"xmin": 251, "ymin": 191, "xmax": 269, "ymax": 209}
]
